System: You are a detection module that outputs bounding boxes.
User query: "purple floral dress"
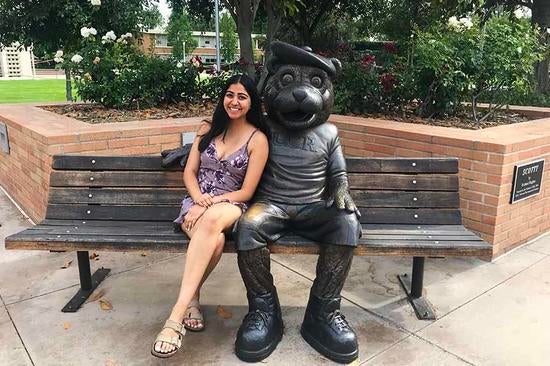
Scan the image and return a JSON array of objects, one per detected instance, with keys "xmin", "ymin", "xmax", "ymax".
[{"xmin": 174, "ymin": 130, "xmax": 258, "ymax": 226}]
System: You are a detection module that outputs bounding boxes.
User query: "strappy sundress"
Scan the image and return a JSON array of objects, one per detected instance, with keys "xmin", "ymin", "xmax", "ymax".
[{"xmin": 173, "ymin": 130, "xmax": 258, "ymax": 226}]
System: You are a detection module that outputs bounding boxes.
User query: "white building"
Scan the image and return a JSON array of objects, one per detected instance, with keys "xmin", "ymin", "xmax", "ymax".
[{"xmin": 0, "ymin": 45, "xmax": 36, "ymax": 78}]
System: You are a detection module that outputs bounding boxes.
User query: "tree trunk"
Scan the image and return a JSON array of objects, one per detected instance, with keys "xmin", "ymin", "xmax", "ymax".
[
  {"xmin": 533, "ymin": 0, "xmax": 550, "ymax": 93},
  {"xmin": 258, "ymin": 0, "xmax": 282, "ymax": 92},
  {"xmin": 231, "ymin": 0, "xmax": 259, "ymax": 79},
  {"xmin": 64, "ymin": 68, "xmax": 73, "ymax": 102}
]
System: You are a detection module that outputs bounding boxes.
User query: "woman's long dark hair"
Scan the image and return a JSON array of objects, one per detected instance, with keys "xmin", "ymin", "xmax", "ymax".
[{"xmin": 198, "ymin": 74, "xmax": 269, "ymax": 152}]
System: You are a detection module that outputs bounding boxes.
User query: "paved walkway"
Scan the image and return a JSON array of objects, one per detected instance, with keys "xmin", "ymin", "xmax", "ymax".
[{"xmin": 1, "ymin": 188, "xmax": 549, "ymax": 366}]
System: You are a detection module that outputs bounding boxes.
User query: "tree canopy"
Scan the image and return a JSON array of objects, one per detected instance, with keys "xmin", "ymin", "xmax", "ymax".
[{"xmin": 0, "ymin": 0, "xmax": 162, "ymax": 56}]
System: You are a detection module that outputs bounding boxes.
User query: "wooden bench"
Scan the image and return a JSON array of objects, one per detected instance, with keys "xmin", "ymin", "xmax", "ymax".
[{"xmin": 5, "ymin": 154, "xmax": 492, "ymax": 319}]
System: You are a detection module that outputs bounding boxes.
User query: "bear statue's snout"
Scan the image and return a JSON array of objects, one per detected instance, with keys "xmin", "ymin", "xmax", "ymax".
[{"xmin": 292, "ymin": 89, "xmax": 307, "ymax": 102}]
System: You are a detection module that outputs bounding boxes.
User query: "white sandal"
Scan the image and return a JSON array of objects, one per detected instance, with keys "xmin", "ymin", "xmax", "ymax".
[
  {"xmin": 151, "ymin": 319, "xmax": 186, "ymax": 358},
  {"xmin": 183, "ymin": 298, "xmax": 205, "ymax": 332}
]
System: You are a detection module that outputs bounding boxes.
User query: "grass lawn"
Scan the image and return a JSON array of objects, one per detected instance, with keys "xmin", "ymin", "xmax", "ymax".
[{"xmin": 0, "ymin": 79, "xmax": 73, "ymax": 104}]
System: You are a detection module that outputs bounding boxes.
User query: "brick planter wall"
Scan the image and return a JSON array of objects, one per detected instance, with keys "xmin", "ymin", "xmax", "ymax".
[
  {"xmin": 331, "ymin": 114, "xmax": 550, "ymax": 257},
  {"xmin": 0, "ymin": 104, "xmax": 201, "ymax": 222}
]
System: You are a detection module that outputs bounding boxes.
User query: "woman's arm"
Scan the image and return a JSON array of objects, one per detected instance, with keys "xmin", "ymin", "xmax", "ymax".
[
  {"xmin": 183, "ymin": 123, "xmax": 211, "ymax": 202},
  {"xmin": 214, "ymin": 131, "xmax": 269, "ymax": 203}
]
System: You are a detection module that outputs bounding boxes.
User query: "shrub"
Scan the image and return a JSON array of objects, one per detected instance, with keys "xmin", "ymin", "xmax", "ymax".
[
  {"xmin": 412, "ymin": 14, "xmax": 544, "ymax": 120},
  {"xmin": 59, "ymin": 30, "xmax": 206, "ymax": 108},
  {"xmin": 332, "ymin": 43, "xmax": 412, "ymax": 114}
]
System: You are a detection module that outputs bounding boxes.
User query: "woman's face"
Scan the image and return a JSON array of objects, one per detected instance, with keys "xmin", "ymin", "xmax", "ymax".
[{"xmin": 223, "ymin": 82, "xmax": 251, "ymax": 121}]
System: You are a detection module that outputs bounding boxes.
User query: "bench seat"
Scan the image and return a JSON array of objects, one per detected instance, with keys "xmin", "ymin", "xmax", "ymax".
[
  {"xmin": 5, "ymin": 154, "xmax": 492, "ymax": 317},
  {"xmin": 7, "ymin": 221, "xmax": 489, "ymax": 257}
]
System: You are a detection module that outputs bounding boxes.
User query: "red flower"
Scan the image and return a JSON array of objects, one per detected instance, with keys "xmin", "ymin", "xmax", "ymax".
[
  {"xmin": 383, "ymin": 42, "xmax": 398, "ymax": 54},
  {"xmin": 360, "ymin": 54, "xmax": 376, "ymax": 69},
  {"xmin": 379, "ymin": 73, "xmax": 397, "ymax": 92}
]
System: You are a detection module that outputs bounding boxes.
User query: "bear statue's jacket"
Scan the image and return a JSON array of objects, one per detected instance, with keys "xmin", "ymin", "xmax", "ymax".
[{"xmin": 254, "ymin": 121, "xmax": 347, "ymax": 204}]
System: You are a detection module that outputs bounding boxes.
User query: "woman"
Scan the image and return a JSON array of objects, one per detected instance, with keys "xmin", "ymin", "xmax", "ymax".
[{"xmin": 152, "ymin": 74, "xmax": 269, "ymax": 358}]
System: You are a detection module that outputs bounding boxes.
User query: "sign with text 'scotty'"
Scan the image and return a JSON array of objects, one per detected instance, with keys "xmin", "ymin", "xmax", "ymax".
[{"xmin": 510, "ymin": 159, "xmax": 544, "ymax": 204}]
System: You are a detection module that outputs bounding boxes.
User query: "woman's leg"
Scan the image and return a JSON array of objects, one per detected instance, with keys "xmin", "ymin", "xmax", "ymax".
[
  {"xmin": 184, "ymin": 232, "xmax": 225, "ymax": 329},
  {"xmin": 155, "ymin": 203, "xmax": 241, "ymax": 354}
]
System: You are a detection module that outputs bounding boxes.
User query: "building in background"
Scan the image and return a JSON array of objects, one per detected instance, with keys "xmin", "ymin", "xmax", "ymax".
[
  {"xmin": 0, "ymin": 45, "xmax": 36, "ymax": 78},
  {"xmin": 140, "ymin": 28, "xmax": 264, "ymax": 64}
]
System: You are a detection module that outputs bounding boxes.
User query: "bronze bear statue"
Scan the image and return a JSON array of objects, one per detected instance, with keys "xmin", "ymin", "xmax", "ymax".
[{"xmin": 235, "ymin": 41, "xmax": 361, "ymax": 364}]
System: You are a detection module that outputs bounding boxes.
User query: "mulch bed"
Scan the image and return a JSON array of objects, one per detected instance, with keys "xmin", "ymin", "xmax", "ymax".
[
  {"xmin": 42, "ymin": 101, "xmax": 217, "ymax": 124},
  {"xmin": 43, "ymin": 103, "xmax": 530, "ymax": 130}
]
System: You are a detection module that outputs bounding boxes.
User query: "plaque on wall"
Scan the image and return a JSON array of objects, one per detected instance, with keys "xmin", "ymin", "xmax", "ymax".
[
  {"xmin": 0, "ymin": 122, "xmax": 9, "ymax": 154},
  {"xmin": 510, "ymin": 159, "xmax": 544, "ymax": 204}
]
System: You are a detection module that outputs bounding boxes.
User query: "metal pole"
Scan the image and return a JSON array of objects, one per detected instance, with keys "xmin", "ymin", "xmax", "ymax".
[{"xmin": 214, "ymin": 0, "xmax": 221, "ymax": 70}]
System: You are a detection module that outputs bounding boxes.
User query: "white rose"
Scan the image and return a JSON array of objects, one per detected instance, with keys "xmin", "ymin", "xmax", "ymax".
[
  {"xmin": 112, "ymin": 68, "xmax": 120, "ymax": 75},
  {"xmin": 54, "ymin": 57, "xmax": 64, "ymax": 63},
  {"xmin": 90, "ymin": 0, "xmax": 101, "ymax": 6},
  {"xmin": 89, "ymin": 27, "xmax": 97, "ymax": 36},
  {"xmin": 54, "ymin": 50, "xmax": 64, "ymax": 58},
  {"xmin": 71, "ymin": 54, "xmax": 83, "ymax": 63},
  {"xmin": 547, "ymin": 28, "xmax": 550, "ymax": 34},
  {"xmin": 106, "ymin": 31, "xmax": 116, "ymax": 40},
  {"xmin": 93, "ymin": 57, "xmax": 101, "ymax": 64},
  {"xmin": 176, "ymin": 62, "xmax": 183, "ymax": 68},
  {"xmin": 81, "ymin": 27, "xmax": 89, "ymax": 38},
  {"xmin": 448, "ymin": 16, "xmax": 460, "ymax": 29},
  {"xmin": 459, "ymin": 17, "xmax": 473, "ymax": 29}
]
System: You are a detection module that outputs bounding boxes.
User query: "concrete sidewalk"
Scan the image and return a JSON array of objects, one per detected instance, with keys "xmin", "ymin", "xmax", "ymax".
[{"xmin": 1, "ymin": 188, "xmax": 549, "ymax": 366}]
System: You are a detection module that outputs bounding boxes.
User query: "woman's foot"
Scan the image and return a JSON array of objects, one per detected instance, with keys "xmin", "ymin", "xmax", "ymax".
[
  {"xmin": 183, "ymin": 298, "xmax": 205, "ymax": 332},
  {"xmin": 151, "ymin": 319, "xmax": 185, "ymax": 358}
]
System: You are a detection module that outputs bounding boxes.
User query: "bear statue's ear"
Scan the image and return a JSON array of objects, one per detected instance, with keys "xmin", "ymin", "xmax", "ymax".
[{"xmin": 331, "ymin": 58, "xmax": 342, "ymax": 77}]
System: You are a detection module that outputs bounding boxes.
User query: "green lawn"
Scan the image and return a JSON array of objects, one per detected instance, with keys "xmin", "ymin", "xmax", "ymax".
[{"xmin": 0, "ymin": 79, "xmax": 72, "ymax": 104}]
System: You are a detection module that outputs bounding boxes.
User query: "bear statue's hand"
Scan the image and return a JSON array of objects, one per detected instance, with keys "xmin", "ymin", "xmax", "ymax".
[
  {"xmin": 326, "ymin": 177, "xmax": 361, "ymax": 218},
  {"xmin": 161, "ymin": 143, "xmax": 192, "ymax": 168}
]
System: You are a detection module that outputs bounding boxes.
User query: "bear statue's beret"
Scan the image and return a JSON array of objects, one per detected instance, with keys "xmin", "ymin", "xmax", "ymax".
[{"xmin": 269, "ymin": 41, "xmax": 341, "ymax": 78}]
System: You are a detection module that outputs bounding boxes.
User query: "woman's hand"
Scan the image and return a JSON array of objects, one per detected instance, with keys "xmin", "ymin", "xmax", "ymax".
[
  {"xmin": 195, "ymin": 192, "xmax": 214, "ymax": 207},
  {"xmin": 183, "ymin": 204, "xmax": 207, "ymax": 231}
]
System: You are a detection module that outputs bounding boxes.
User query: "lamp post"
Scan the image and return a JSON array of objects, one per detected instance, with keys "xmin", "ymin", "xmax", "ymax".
[{"xmin": 214, "ymin": 0, "xmax": 221, "ymax": 70}]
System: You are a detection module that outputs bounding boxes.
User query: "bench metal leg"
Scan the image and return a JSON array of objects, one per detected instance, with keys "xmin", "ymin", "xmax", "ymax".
[
  {"xmin": 61, "ymin": 251, "xmax": 110, "ymax": 313},
  {"xmin": 397, "ymin": 257, "xmax": 436, "ymax": 320}
]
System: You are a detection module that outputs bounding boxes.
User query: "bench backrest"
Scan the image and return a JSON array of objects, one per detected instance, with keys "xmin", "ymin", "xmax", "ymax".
[{"xmin": 47, "ymin": 155, "xmax": 461, "ymax": 225}]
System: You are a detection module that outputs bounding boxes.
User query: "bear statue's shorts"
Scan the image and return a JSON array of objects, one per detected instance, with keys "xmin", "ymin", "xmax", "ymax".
[{"xmin": 236, "ymin": 200, "xmax": 361, "ymax": 251}]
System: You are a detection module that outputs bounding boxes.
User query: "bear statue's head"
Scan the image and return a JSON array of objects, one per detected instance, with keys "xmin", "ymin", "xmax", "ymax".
[{"xmin": 262, "ymin": 41, "xmax": 341, "ymax": 130}]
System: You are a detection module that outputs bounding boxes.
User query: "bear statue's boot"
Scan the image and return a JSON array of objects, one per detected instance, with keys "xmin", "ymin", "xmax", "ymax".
[
  {"xmin": 236, "ymin": 248, "xmax": 283, "ymax": 362},
  {"xmin": 301, "ymin": 294, "xmax": 358, "ymax": 364},
  {"xmin": 301, "ymin": 244, "xmax": 358, "ymax": 364}
]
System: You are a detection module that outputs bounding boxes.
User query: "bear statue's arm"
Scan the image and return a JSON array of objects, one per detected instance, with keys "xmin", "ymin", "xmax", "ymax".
[{"xmin": 325, "ymin": 125, "xmax": 361, "ymax": 218}]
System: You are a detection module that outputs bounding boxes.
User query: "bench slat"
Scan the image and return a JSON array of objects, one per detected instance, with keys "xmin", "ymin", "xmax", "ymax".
[
  {"xmin": 48, "ymin": 188, "xmax": 459, "ymax": 208},
  {"xmin": 50, "ymin": 170, "xmax": 458, "ymax": 192},
  {"xmin": 46, "ymin": 205, "xmax": 180, "ymax": 221},
  {"xmin": 349, "ymin": 174, "xmax": 458, "ymax": 191},
  {"xmin": 50, "ymin": 171, "xmax": 182, "ymax": 187},
  {"xmin": 359, "ymin": 208, "xmax": 462, "ymax": 224},
  {"xmin": 352, "ymin": 191, "xmax": 459, "ymax": 208},
  {"xmin": 52, "ymin": 155, "xmax": 181, "ymax": 171},
  {"xmin": 20, "ymin": 225, "xmax": 483, "ymax": 242},
  {"xmin": 5, "ymin": 232, "xmax": 489, "ymax": 257},
  {"xmin": 346, "ymin": 157, "xmax": 458, "ymax": 174},
  {"xmin": 49, "ymin": 188, "xmax": 186, "ymax": 205},
  {"xmin": 52, "ymin": 155, "xmax": 458, "ymax": 174},
  {"xmin": 45, "ymin": 204, "xmax": 462, "ymax": 224}
]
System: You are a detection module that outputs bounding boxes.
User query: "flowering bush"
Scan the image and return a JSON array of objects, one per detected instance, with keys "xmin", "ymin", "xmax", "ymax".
[
  {"xmin": 56, "ymin": 28, "xmax": 223, "ymax": 108},
  {"xmin": 412, "ymin": 13, "xmax": 544, "ymax": 120},
  {"xmin": 333, "ymin": 44, "xmax": 412, "ymax": 114}
]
